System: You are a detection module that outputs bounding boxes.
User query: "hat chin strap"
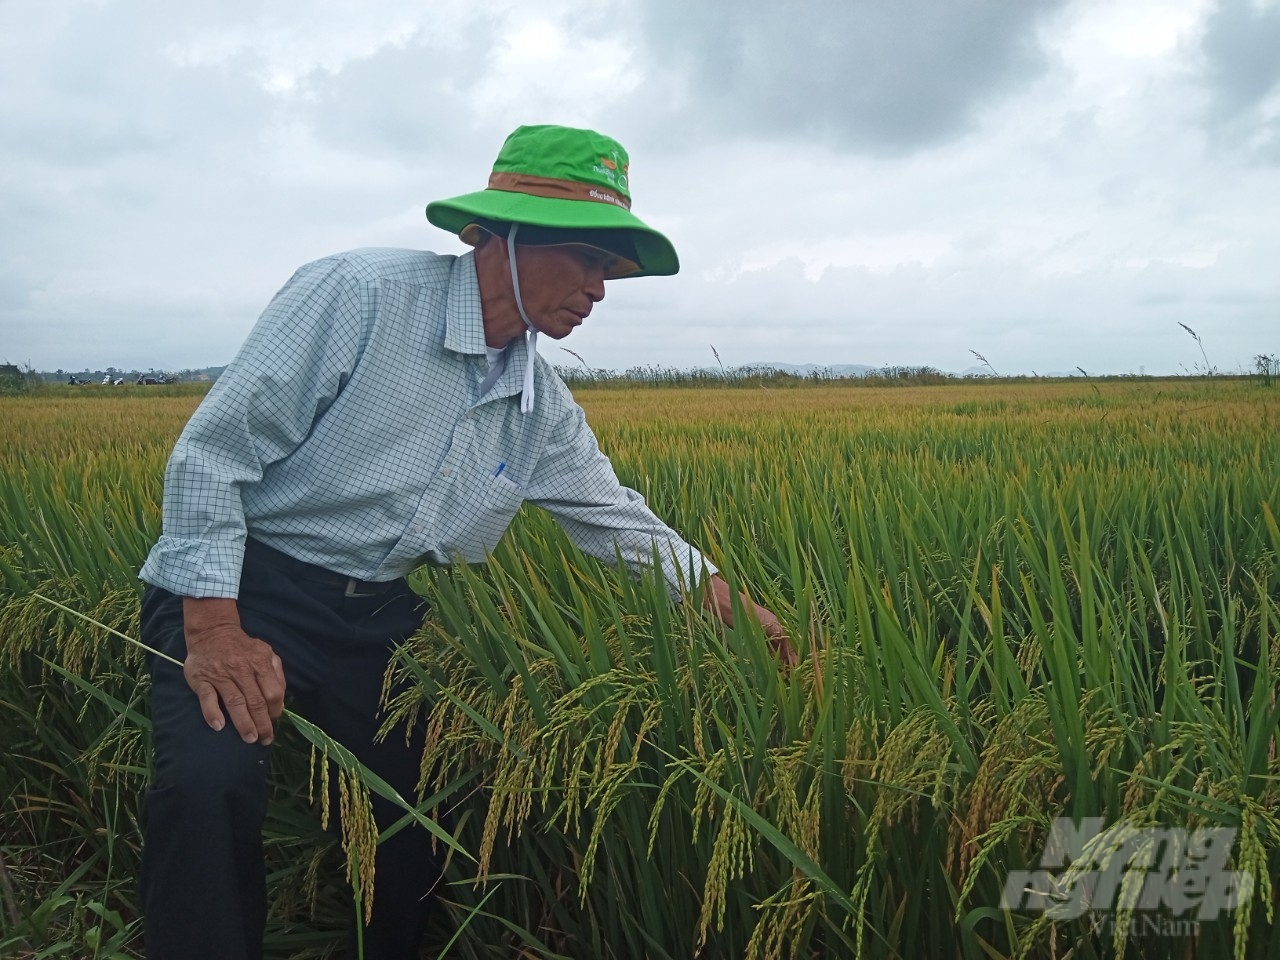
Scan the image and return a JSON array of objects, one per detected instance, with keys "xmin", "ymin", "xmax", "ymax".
[{"xmin": 506, "ymin": 223, "xmax": 538, "ymax": 414}]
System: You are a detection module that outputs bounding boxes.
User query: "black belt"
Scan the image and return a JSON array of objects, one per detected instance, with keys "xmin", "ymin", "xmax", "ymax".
[{"xmin": 244, "ymin": 538, "xmax": 401, "ymax": 598}]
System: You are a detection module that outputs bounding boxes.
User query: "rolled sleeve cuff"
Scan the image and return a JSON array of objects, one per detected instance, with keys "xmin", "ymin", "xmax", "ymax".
[
  {"xmin": 138, "ymin": 535, "xmax": 246, "ymax": 598},
  {"xmin": 627, "ymin": 537, "xmax": 718, "ymax": 601}
]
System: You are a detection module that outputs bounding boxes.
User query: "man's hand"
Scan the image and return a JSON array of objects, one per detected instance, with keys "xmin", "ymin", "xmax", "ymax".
[
  {"xmin": 702, "ymin": 574, "xmax": 798, "ymax": 666},
  {"xmin": 182, "ymin": 597, "xmax": 286, "ymax": 745}
]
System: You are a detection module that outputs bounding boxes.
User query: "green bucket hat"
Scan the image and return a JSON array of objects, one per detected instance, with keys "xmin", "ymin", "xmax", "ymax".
[{"xmin": 425, "ymin": 124, "xmax": 679, "ymax": 279}]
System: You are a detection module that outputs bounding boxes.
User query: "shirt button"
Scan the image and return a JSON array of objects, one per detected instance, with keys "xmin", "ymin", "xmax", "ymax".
[{"xmin": 441, "ymin": 467, "xmax": 454, "ymax": 478}]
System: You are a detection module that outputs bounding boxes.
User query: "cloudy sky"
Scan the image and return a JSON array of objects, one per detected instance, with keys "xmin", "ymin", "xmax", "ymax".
[{"xmin": 2, "ymin": 0, "xmax": 1277, "ymax": 376}]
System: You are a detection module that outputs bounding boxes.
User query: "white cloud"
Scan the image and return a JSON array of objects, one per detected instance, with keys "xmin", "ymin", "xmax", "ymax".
[
  {"xmin": 468, "ymin": 20, "xmax": 638, "ymax": 127},
  {"xmin": 1, "ymin": 0, "xmax": 1276, "ymax": 376},
  {"xmin": 159, "ymin": 1, "xmax": 469, "ymax": 95}
]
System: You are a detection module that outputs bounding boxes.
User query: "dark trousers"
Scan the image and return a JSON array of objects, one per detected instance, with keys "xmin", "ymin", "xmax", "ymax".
[{"xmin": 140, "ymin": 540, "xmax": 438, "ymax": 960}]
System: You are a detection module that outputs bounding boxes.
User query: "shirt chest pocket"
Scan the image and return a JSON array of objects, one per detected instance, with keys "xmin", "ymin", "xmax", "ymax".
[{"xmin": 433, "ymin": 468, "xmax": 526, "ymax": 562}]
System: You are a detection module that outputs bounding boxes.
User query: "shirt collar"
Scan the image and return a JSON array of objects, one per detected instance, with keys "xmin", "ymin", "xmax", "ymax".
[
  {"xmin": 444, "ymin": 251, "xmax": 487, "ymax": 356},
  {"xmin": 473, "ymin": 331, "xmax": 531, "ymax": 405},
  {"xmin": 446, "ymin": 248, "xmax": 535, "ymax": 406}
]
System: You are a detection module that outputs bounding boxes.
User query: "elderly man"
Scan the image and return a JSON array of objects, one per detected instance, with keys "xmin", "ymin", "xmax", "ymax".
[{"xmin": 137, "ymin": 124, "xmax": 793, "ymax": 960}]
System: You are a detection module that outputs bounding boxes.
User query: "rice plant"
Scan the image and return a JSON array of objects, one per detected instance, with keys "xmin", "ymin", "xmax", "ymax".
[{"xmin": 1, "ymin": 378, "xmax": 1277, "ymax": 958}]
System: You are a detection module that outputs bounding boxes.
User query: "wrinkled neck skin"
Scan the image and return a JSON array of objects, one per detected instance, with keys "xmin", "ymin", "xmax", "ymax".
[{"xmin": 475, "ymin": 235, "xmax": 529, "ymax": 349}]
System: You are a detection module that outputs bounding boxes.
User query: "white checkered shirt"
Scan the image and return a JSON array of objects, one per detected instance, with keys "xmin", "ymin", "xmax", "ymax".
[{"xmin": 139, "ymin": 248, "xmax": 715, "ymax": 599}]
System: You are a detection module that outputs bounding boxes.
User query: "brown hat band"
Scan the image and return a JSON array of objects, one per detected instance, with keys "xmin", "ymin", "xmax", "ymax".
[{"xmin": 486, "ymin": 171, "xmax": 632, "ymax": 211}]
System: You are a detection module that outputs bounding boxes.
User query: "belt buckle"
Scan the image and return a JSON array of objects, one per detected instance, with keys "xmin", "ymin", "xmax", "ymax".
[{"xmin": 343, "ymin": 577, "xmax": 377, "ymax": 598}]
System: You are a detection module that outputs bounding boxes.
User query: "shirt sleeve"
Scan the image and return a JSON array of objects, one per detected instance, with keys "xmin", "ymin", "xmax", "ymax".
[
  {"xmin": 138, "ymin": 258, "xmax": 366, "ymax": 598},
  {"xmin": 524, "ymin": 399, "xmax": 717, "ymax": 600}
]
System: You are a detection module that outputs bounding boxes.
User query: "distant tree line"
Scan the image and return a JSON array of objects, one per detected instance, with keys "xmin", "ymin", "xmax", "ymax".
[
  {"xmin": 0, "ymin": 363, "xmax": 38, "ymax": 395},
  {"xmin": 557, "ymin": 364, "xmax": 972, "ymax": 389},
  {"xmin": 32, "ymin": 365, "xmax": 228, "ymax": 384}
]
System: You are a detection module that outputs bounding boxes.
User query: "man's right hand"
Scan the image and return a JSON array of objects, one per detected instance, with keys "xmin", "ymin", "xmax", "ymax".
[{"xmin": 182, "ymin": 597, "xmax": 286, "ymax": 745}]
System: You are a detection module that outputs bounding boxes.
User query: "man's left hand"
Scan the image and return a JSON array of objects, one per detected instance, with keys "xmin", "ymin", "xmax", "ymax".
[{"xmin": 703, "ymin": 574, "xmax": 798, "ymax": 666}]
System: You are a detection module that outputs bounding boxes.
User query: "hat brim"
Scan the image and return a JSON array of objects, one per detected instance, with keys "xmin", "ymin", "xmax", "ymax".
[
  {"xmin": 426, "ymin": 188, "xmax": 679, "ymax": 278},
  {"xmin": 457, "ymin": 221, "xmax": 643, "ymax": 280}
]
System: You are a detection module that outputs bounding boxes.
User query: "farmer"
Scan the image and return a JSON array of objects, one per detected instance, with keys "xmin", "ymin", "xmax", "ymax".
[{"xmin": 137, "ymin": 123, "xmax": 795, "ymax": 960}]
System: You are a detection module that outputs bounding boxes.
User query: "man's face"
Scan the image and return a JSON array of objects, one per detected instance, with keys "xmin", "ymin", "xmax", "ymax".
[{"xmin": 513, "ymin": 243, "xmax": 612, "ymax": 339}]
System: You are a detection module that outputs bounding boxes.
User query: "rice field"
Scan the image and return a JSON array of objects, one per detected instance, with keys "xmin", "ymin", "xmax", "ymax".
[{"xmin": 1, "ymin": 378, "xmax": 1278, "ymax": 959}]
